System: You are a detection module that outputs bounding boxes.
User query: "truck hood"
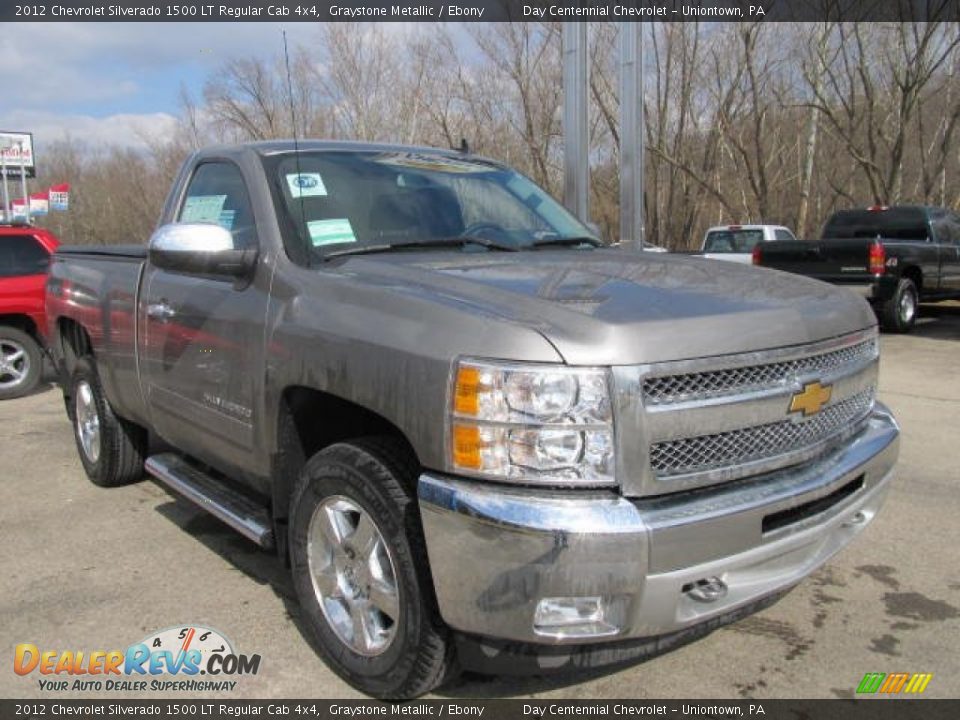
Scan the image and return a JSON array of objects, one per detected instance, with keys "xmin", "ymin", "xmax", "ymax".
[{"xmin": 335, "ymin": 248, "xmax": 876, "ymax": 365}]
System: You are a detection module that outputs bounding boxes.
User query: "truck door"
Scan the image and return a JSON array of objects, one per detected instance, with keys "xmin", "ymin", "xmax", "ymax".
[
  {"xmin": 941, "ymin": 213, "xmax": 960, "ymax": 293},
  {"xmin": 139, "ymin": 160, "xmax": 267, "ymax": 477}
]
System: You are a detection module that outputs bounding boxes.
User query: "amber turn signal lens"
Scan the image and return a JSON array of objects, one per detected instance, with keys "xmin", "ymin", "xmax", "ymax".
[
  {"xmin": 452, "ymin": 424, "xmax": 482, "ymax": 469},
  {"xmin": 454, "ymin": 366, "xmax": 481, "ymax": 416}
]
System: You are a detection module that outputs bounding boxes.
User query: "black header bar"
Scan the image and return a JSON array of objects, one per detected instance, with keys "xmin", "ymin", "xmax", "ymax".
[
  {"xmin": 1, "ymin": 699, "xmax": 959, "ymax": 720},
  {"xmin": 2, "ymin": 0, "xmax": 960, "ymax": 23}
]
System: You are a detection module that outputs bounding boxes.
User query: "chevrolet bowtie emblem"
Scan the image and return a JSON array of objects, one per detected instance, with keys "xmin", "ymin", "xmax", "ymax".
[{"xmin": 789, "ymin": 381, "xmax": 833, "ymax": 417}]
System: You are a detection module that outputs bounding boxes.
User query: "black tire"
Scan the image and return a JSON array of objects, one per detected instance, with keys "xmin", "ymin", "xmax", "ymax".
[
  {"xmin": 289, "ymin": 438, "xmax": 455, "ymax": 699},
  {"xmin": 70, "ymin": 357, "xmax": 147, "ymax": 487},
  {"xmin": 879, "ymin": 278, "xmax": 918, "ymax": 333},
  {"xmin": 0, "ymin": 327, "xmax": 43, "ymax": 400}
]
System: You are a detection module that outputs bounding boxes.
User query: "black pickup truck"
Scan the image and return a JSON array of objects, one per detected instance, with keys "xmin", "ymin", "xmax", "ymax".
[{"xmin": 754, "ymin": 205, "xmax": 960, "ymax": 332}]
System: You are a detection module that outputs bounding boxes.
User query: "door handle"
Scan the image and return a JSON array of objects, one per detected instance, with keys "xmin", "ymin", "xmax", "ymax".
[{"xmin": 146, "ymin": 301, "xmax": 176, "ymax": 322}]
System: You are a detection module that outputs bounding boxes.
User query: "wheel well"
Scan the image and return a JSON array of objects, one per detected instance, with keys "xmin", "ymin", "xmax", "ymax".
[
  {"xmin": 0, "ymin": 314, "xmax": 39, "ymax": 339},
  {"xmin": 56, "ymin": 318, "xmax": 93, "ymax": 379},
  {"xmin": 901, "ymin": 266, "xmax": 922, "ymax": 293},
  {"xmin": 272, "ymin": 386, "xmax": 419, "ymax": 535}
]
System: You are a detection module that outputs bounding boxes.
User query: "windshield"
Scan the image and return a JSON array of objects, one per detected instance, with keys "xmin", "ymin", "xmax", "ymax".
[
  {"xmin": 264, "ymin": 150, "xmax": 596, "ymax": 260},
  {"xmin": 822, "ymin": 209, "xmax": 929, "ymax": 240},
  {"xmin": 703, "ymin": 229, "xmax": 764, "ymax": 253}
]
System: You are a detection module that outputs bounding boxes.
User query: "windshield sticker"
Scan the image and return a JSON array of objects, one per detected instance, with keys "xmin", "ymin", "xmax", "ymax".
[
  {"xmin": 307, "ymin": 218, "xmax": 356, "ymax": 246},
  {"xmin": 373, "ymin": 153, "xmax": 488, "ymax": 174},
  {"xmin": 181, "ymin": 195, "xmax": 227, "ymax": 224},
  {"xmin": 286, "ymin": 172, "xmax": 327, "ymax": 198}
]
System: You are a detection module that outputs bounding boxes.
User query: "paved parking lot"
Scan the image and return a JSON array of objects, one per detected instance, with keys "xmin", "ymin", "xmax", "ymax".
[{"xmin": 2, "ymin": 306, "xmax": 959, "ymax": 700}]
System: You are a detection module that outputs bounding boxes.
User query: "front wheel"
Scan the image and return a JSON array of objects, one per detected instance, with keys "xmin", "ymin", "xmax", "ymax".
[
  {"xmin": 879, "ymin": 278, "xmax": 918, "ymax": 333},
  {"xmin": 70, "ymin": 357, "xmax": 147, "ymax": 487},
  {"xmin": 0, "ymin": 327, "xmax": 43, "ymax": 400},
  {"xmin": 289, "ymin": 438, "xmax": 454, "ymax": 698}
]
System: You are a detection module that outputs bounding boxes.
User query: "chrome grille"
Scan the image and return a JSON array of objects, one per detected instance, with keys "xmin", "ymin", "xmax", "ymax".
[
  {"xmin": 650, "ymin": 386, "xmax": 876, "ymax": 478},
  {"xmin": 643, "ymin": 338, "xmax": 878, "ymax": 405}
]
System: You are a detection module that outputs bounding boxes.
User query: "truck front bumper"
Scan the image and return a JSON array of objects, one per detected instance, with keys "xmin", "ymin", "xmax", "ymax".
[{"xmin": 418, "ymin": 404, "xmax": 898, "ymax": 647}]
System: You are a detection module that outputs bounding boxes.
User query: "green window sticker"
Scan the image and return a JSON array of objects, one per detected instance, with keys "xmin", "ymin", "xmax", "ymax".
[
  {"xmin": 181, "ymin": 195, "xmax": 227, "ymax": 223},
  {"xmin": 287, "ymin": 172, "xmax": 327, "ymax": 198},
  {"xmin": 307, "ymin": 218, "xmax": 356, "ymax": 246}
]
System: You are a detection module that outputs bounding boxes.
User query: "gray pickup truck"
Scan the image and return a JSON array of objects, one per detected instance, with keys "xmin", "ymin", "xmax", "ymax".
[{"xmin": 46, "ymin": 141, "xmax": 899, "ymax": 698}]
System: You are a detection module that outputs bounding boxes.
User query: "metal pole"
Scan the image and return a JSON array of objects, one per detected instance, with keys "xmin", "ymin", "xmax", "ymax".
[
  {"xmin": 562, "ymin": 22, "xmax": 590, "ymax": 224},
  {"xmin": 1, "ymin": 154, "xmax": 9, "ymax": 221},
  {"xmin": 0, "ymin": 137, "xmax": 11, "ymax": 221},
  {"xmin": 619, "ymin": 22, "xmax": 645, "ymax": 250},
  {"xmin": 18, "ymin": 140, "xmax": 30, "ymax": 224}
]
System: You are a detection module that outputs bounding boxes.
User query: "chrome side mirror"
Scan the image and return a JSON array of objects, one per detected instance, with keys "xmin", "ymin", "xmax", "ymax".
[{"xmin": 148, "ymin": 223, "xmax": 256, "ymax": 279}]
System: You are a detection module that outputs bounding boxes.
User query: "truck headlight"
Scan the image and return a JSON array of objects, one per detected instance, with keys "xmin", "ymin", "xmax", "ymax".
[{"xmin": 449, "ymin": 360, "xmax": 615, "ymax": 487}]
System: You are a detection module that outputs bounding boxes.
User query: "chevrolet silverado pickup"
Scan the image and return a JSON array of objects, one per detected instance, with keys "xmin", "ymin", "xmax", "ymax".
[
  {"xmin": 46, "ymin": 142, "xmax": 900, "ymax": 698},
  {"xmin": 754, "ymin": 205, "xmax": 960, "ymax": 332}
]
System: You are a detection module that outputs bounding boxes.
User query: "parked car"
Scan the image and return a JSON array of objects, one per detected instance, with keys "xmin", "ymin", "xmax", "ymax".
[
  {"xmin": 754, "ymin": 205, "xmax": 960, "ymax": 332},
  {"xmin": 47, "ymin": 142, "xmax": 899, "ymax": 698},
  {"xmin": 701, "ymin": 224, "xmax": 797, "ymax": 263},
  {"xmin": 642, "ymin": 241, "xmax": 669, "ymax": 252},
  {"xmin": 0, "ymin": 224, "xmax": 58, "ymax": 399}
]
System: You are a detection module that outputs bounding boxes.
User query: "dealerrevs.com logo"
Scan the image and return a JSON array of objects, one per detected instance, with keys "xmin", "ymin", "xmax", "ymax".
[{"xmin": 14, "ymin": 625, "xmax": 261, "ymax": 692}]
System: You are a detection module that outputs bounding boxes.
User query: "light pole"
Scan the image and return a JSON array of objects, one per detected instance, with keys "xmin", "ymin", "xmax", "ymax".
[
  {"xmin": 619, "ymin": 23, "xmax": 645, "ymax": 250},
  {"xmin": 562, "ymin": 22, "xmax": 590, "ymax": 225}
]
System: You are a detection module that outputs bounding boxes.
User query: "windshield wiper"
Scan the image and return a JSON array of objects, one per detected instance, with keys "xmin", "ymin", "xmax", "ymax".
[
  {"xmin": 528, "ymin": 236, "xmax": 602, "ymax": 249},
  {"xmin": 322, "ymin": 235, "xmax": 519, "ymax": 260}
]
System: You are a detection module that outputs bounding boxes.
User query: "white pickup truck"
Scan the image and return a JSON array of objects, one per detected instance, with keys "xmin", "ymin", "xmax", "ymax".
[{"xmin": 702, "ymin": 224, "xmax": 798, "ymax": 263}]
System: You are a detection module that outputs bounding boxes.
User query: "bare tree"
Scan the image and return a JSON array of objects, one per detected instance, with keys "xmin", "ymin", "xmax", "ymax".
[{"xmin": 806, "ymin": 22, "xmax": 960, "ymax": 204}]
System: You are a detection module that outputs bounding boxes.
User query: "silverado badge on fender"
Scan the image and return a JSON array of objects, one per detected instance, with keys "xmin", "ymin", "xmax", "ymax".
[{"xmin": 789, "ymin": 381, "xmax": 833, "ymax": 417}]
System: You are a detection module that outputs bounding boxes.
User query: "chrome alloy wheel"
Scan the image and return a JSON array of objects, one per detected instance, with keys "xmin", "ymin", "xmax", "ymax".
[
  {"xmin": 307, "ymin": 496, "xmax": 401, "ymax": 656},
  {"xmin": 899, "ymin": 287, "xmax": 917, "ymax": 325},
  {"xmin": 0, "ymin": 339, "xmax": 29, "ymax": 391},
  {"xmin": 74, "ymin": 380, "xmax": 101, "ymax": 464}
]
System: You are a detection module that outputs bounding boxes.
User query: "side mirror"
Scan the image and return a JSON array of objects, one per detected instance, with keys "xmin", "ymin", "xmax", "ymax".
[{"xmin": 148, "ymin": 223, "xmax": 256, "ymax": 279}]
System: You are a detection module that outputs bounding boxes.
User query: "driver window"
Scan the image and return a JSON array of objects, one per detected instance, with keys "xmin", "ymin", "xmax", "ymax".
[
  {"xmin": 948, "ymin": 213, "xmax": 960, "ymax": 245},
  {"xmin": 931, "ymin": 218, "xmax": 952, "ymax": 245},
  {"xmin": 178, "ymin": 162, "xmax": 258, "ymax": 250}
]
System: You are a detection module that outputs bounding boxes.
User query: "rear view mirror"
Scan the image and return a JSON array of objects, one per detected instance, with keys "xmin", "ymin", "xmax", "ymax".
[{"xmin": 148, "ymin": 223, "xmax": 256, "ymax": 279}]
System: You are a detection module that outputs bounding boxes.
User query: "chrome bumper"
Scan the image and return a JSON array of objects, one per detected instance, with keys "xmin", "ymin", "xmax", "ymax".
[{"xmin": 418, "ymin": 404, "xmax": 899, "ymax": 645}]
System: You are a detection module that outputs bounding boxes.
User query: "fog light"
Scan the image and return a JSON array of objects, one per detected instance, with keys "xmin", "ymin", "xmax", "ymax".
[
  {"xmin": 533, "ymin": 597, "xmax": 620, "ymax": 639},
  {"xmin": 683, "ymin": 576, "xmax": 728, "ymax": 603}
]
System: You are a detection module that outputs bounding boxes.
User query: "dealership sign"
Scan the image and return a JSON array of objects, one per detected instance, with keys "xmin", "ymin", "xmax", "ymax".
[{"xmin": 0, "ymin": 131, "xmax": 35, "ymax": 178}]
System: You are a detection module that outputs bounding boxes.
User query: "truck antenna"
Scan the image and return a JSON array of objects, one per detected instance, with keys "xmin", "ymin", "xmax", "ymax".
[{"xmin": 282, "ymin": 30, "xmax": 311, "ymax": 266}]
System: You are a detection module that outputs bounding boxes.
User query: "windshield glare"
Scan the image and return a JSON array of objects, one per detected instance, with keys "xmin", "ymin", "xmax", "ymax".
[{"xmin": 267, "ymin": 150, "xmax": 595, "ymax": 257}]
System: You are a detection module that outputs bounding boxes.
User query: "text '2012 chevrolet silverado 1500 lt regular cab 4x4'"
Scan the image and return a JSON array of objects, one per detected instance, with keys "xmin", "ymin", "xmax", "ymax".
[{"xmin": 46, "ymin": 142, "xmax": 899, "ymax": 698}]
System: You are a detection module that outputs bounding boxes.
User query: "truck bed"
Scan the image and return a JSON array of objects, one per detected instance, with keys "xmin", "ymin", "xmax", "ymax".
[
  {"xmin": 47, "ymin": 246, "xmax": 147, "ymax": 426},
  {"xmin": 755, "ymin": 238, "xmax": 874, "ymax": 285}
]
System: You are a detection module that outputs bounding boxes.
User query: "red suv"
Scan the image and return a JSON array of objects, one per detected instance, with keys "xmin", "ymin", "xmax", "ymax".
[{"xmin": 0, "ymin": 225, "xmax": 59, "ymax": 399}]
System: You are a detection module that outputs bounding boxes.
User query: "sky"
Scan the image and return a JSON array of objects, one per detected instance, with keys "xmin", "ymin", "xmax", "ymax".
[{"xmin": 0, "ymin": 23, "xmax": 323, "ymax": 152}]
